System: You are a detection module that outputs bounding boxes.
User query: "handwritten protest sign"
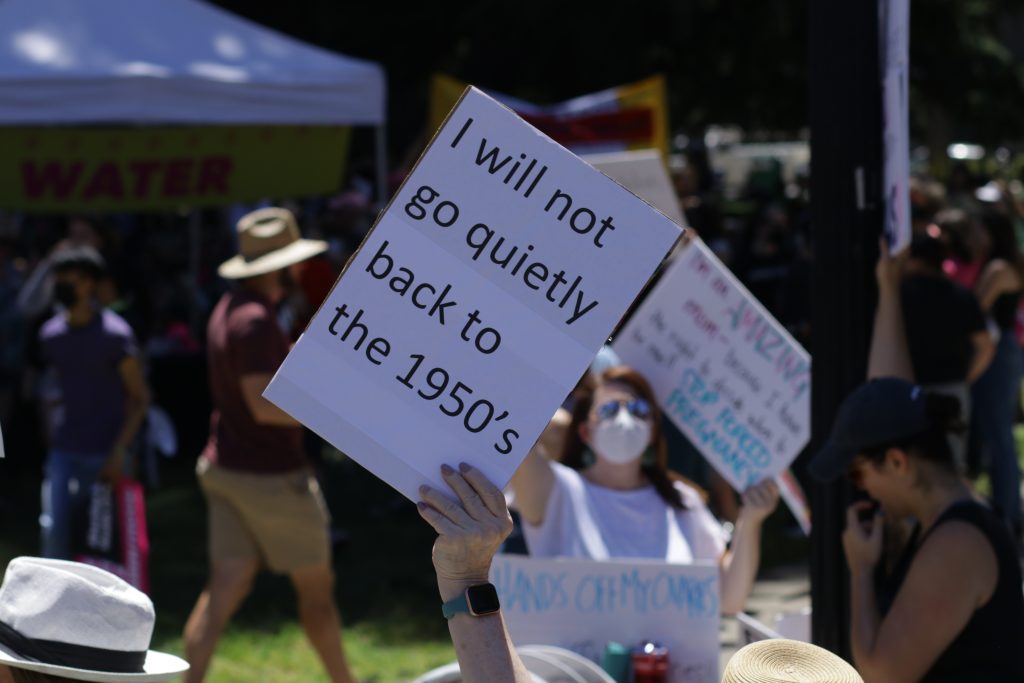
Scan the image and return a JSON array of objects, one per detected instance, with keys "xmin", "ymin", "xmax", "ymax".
[
  {"xmin": 613, "ymin": 239, "xmax": 810, "ymax": 492},
  {"xmin": 491, "ymin": 554, "xmax": 720, "ymax": 683},
  {"xmin": 265, "ymin": 88, "xmax": 681, "ymax": 500},
  {"xmin": 583, "ymin": 150, "xmax": 687, "ymax": 228}
]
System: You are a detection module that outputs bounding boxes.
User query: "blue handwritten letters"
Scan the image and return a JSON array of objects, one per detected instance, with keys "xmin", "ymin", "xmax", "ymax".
[
  {"xmin": 613, "ymin": 240, "xmax": 810, "ymax": 492},
  {"xmin": 492, "ymin": 560, "xmax": 719, "ymax": 618},
  {"xmin": 663, "ymin": 369, "xmax": 770, "ymax": 488},
  {"xmin": 491, "ymin": 555, "xmax": 721, "ymax": 683}
]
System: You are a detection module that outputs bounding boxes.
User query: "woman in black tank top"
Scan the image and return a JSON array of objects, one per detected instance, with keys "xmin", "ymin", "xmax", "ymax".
[{"xmin": 811, "ymin": 377, "xmax": 1024, "ymax": 682}]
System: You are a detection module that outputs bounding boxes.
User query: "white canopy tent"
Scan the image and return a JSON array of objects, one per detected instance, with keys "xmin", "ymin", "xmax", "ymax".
[
  {"xmin": 0, "ymin": 0, "xmax": 388, "ymax": 334},
  {"xmin": 0, "ymin": 0, "xmax": 387, "ymax": 196}
]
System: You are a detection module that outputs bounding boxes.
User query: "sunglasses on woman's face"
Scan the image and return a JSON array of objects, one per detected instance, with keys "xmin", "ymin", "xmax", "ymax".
[{"xmin": 595, "ymin": 398, "xmax": 652, "ymax": 421}]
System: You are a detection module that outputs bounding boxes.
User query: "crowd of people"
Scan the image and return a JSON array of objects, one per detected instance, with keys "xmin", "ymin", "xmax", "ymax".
[{"xmin": 0, "ymin": 149, "xmax": 1023, "ymax": 683}]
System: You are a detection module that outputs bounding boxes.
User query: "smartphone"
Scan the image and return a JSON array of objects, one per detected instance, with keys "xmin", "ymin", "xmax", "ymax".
[
  {"xmin": 851, "ymin": 489, "xmax": 880, "ymax": 523},
  {"xmin": 858, "ymin": 500, "xmax": 881, "ymax": 524}
]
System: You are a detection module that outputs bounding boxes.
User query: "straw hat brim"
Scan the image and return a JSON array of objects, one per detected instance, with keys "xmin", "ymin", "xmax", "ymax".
[
  {"xmin": 217, "ymin": 238, "xmax": 328, "ymax": 280},
  {"xmin": 722, "ymin": 639, "xmax": 863, "ymax": 683},
  {"xmin": 0, "ymin": 643, "xmax": 189, "ymax": 682}
]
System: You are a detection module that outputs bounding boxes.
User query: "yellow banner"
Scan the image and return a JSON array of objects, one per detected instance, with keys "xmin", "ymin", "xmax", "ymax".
[
  {"xmin": 0, "ymin": 126, "xmax": 351, "ymax": 212},
  {"xmin": 429, "ymin": 74, "xmax": 472, "ymax": 135},
  {"xmin": 616, "ymin": 75, "xmax": 669, "ymax": 159},
  {"xmin": 429, "ymin": 74, "xmax": 669, "ymax": 157}
]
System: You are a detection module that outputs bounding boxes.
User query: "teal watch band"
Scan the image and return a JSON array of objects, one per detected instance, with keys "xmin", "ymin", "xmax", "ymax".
[
  {"xmin": 441, "ymin": 593, "xmax": 470, "ymax": 619},
  {"xmin": 441, "ymin": 583, "xmax": 500, "ymax": 619}
]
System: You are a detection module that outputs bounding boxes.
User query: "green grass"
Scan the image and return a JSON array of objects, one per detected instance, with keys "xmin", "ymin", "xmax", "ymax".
[
  {"xmin": 0, "ymin": 445, "xmax": 817, "ymax": 682},
  {"xmin": 1, "ymin": 456, "xmax": 456, "ymax": 682},
  {"xmin": 153, "ymin": 619, "xmax": 454, "ymax": 683}
]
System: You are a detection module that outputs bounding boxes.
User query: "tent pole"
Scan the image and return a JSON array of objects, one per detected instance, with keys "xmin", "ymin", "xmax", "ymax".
[{"xmin": 374, "ymin": 125, "xmax": 389, "ymax": 209}]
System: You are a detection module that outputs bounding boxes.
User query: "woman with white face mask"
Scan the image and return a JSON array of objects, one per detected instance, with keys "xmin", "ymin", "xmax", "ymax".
[{"xmin": 509, "ymin": 365, "xmax": 779, "ymax": 614}]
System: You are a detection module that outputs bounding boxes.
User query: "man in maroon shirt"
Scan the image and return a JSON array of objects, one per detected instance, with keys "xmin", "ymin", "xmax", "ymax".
[{"xmin": 183, "ymin": 208, "xmax": 356, "ymax": 683}]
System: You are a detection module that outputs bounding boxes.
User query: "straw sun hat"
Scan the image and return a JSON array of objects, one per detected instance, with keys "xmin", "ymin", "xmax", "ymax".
[
  {"xmin": 723, "ymin": 639, "xmax": 863, "ymax": 683},
  {"xmin": 217, "ymin": 207, "xmax": 327, "ymax": 279},
  {"xmin": 0, "ymin": 557, "xmax": 188, "ymax": 682}
]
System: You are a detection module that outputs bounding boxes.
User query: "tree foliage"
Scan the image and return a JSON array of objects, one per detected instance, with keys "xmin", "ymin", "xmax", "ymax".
[
  {"xmin": 209, "ymin": 0, "xmax": 1024, "ymax": 155},
  {"xmin": 910, "ymin": 0, "xmax": 1024, "ymax": 146}
]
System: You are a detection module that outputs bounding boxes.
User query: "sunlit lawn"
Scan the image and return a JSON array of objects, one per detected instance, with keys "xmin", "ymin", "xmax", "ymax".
[
  {"xmin": 3, "ymin": 402, "xmax": 1019, "ymax": 680},
  {"xmin": 0, "ymin": 433, "xmax": 821, "ymax": 683},
  {"xmin": 153, "ymin": 617, "xmax": 454, "ymax": 683},
  {"xmin": 1, "ymin": 456, "xmax": 456, "ymax": 683}
]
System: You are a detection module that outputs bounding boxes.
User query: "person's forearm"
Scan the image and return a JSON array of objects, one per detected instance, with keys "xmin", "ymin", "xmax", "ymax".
[
  {"xmin": 437, "ymin": 577, "xmax": 532, "ymax": 683},
  {"xmin": 16, "ymin": 258, "xmax": 53, "ymax": 317},
  {"xmin": 719, "ymin": 513, "xmax": 763, "ymax": 614},
  {"xmin": 114, "ymin": 393, "xmax": 150, "ymax": 450},
  {"xmin": 850, "ymin": 570, "xmax": 883, "ymax": 679},
  {"xmin": 508, "ymin": 445, "xmax": 554, "ymax": 526},
  {"xmin": 253, "ymin": 398, "xmax": 301, "ymax": 427},
  {"xmin": 867, "ymin": 288, "xmax": 914, "ymax": 381},
  {"xmin": 966, "ymin": 354, "xmax": 989, "ymax": 384},
  {"xmin": 966, "ymin": 341, "xmax": 995, "ymax": 383}
]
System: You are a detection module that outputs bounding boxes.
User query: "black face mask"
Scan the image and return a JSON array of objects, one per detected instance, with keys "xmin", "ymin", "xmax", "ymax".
[{"xmin": 54, "ymin": 282, "xmax": 78, "ymax": 308}]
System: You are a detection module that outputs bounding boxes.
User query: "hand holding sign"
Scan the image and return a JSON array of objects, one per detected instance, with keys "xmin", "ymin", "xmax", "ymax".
[
  {"xmin": 418, "ymin": 463, "xmax": 514, "ymax": 594},
  {"xmin": 738, "ymin": 478, "xmax": 781, "ymax": 525},
  {"xmin": 265, "ymin": 87, "xmax": 681, "ymax": 500}
]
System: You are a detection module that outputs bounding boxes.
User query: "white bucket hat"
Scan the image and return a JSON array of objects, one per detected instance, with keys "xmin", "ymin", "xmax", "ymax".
[
  {"xmin": 0, "ymin": 557, "xmax": 188, "ymax": 682},
  {"xmin": 217, "ymin": 207, "xmax": 328, "ymax": 280}
]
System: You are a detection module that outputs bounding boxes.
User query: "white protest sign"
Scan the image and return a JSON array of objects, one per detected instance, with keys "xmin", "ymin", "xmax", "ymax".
[
  {"xmin": 265, "ymin": 87, "xmax": 681, "ymax": 500},
  {"xmin": 881, "ymin": 0, "xmax": 911, "ymax": 251},
  {"xmin": 583, "ymin": 150, "xmax": 687, "ymax": 228},
  {"xmin": 613, "ymin": 239, "xmax": 810, "ymax": 492},
  {"xmin": 491, "ymin": 554, "xmax": 720, "ymax": 683}
]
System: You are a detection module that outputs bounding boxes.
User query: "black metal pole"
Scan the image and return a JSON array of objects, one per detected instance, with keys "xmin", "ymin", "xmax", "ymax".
[{"xmin": 808, "ymin": 0, "xmax": 884, "ymax": 660}]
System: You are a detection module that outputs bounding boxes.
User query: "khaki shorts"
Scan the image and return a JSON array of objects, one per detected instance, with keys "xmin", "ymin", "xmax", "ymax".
[{"xmin": 196, "ymin": 457, "xmax": 331, "ymax": 573}]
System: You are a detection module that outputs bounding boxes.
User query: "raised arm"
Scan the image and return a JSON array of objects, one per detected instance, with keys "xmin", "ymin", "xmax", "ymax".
[
  {"xmin": 867, "ymin": 238, "xmax": 915, "ymax": 382},
  {"xmin": 418, "ymin": 463, "xmax": 533, "ymax": 683},
  {"xmin": 508, "ymin": 408, "xmax": 567, "ymax": 525},
  {"xmin": 719, "ymin": 478, "xmax": 780, "ymax": 614}
]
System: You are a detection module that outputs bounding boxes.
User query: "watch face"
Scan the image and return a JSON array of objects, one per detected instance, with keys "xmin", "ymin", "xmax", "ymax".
[{"xmin": 467, "ymin": 583, "xmax": 501, "ymax": 615}]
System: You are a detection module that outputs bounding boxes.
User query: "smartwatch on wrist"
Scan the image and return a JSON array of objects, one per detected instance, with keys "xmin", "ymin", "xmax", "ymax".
[{"xmin": 441, "ymin": 583, "xmax": 501, "ymax": 619}]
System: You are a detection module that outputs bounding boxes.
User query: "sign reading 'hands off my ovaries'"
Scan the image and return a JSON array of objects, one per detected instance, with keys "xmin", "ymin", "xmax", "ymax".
[
  {"xmin": 614, "ymin": 239, "xmax": 810, "ymax": 492},
  {"xmin": 266, "ymin": 87, "xmax": 681, "ymax": 500},
  {"xmin": 492, "ymin": 555, "xmax": 720, "ymax": 683}
]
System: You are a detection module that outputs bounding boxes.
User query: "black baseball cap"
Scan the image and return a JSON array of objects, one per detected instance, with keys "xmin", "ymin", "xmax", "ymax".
[{"xmin": 809, "ymin": 378, "xmax": 930, "ymax": 482}]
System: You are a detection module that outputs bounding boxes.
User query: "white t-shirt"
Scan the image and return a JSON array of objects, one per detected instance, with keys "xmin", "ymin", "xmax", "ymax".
[{"xmin": 521, "ymin": 462, "xmax": 728, "ymax": 563}]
